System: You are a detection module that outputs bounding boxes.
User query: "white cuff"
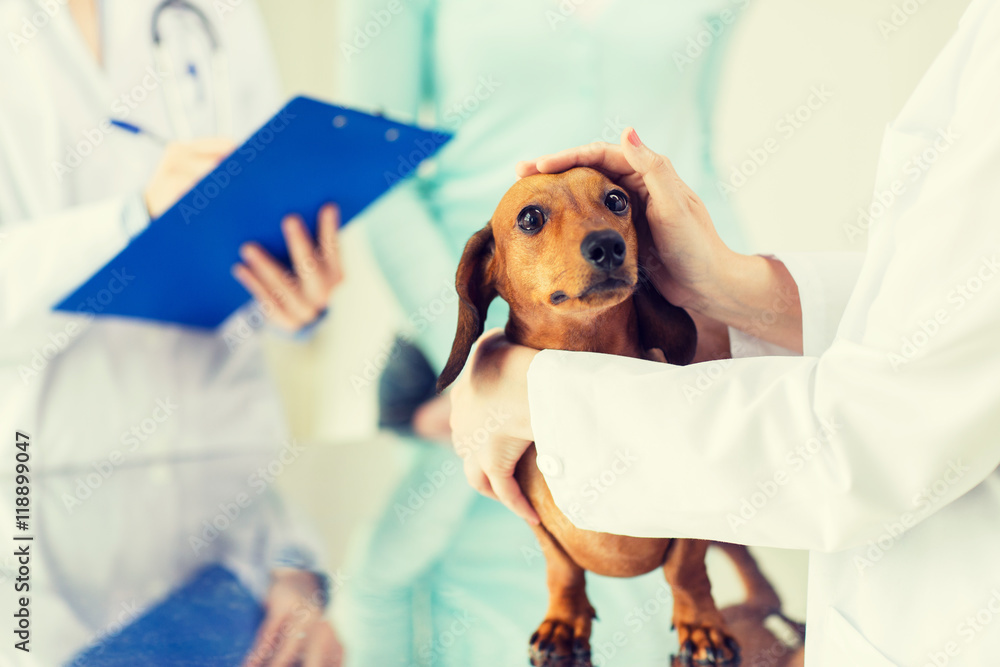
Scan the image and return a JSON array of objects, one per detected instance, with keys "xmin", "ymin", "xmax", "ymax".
[{"xmin": 728, "ymin": 326, "xmax": 798, "ymax": 358}]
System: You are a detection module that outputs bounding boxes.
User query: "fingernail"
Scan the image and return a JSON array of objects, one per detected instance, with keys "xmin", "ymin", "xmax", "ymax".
[{"xmin": 627, "ymin": 128, "xmax": 642, "ymax": 147}]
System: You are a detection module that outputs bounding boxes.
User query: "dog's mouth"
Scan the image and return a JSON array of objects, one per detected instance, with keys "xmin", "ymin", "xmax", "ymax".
[
  {"xmin": 578, "ymin": 277, "xmax": 632, "ymax": 298},
  {"xmin": 549, "ymin": 275, "xmax": 635, "ymax": 306}
]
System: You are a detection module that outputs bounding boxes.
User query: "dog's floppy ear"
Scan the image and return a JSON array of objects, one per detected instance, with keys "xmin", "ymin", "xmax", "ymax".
[
  {"xmin": 437, "ymin": 223, "xmax": 498, "ymax": 392},
  {"xmin": 630, "ymin": 203, "xmax": 698, "ymax": 365},
  {"xmin": 634, "ymin": 280, "xmax": 697, "ymax": 365}
]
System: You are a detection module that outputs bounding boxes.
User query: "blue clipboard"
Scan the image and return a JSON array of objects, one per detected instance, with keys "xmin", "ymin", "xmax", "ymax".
[
  {"xmin": 55, "ymin": 96, "xmax": 451, "ymax": 329},
  {"xmin": 67, "ymin": 565, "xmax": 264, "ymax": 666}
]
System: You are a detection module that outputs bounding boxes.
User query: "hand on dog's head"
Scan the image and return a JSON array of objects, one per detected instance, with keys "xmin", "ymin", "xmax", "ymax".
[{"xmin": 437, "ymin": 167, "xmax": 695, "ymax": 393}]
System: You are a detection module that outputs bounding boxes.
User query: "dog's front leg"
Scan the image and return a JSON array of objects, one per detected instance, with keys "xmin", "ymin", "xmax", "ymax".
[
  {"xmin": 529, "ymin": 524, "xmax": 596, "ymax": 667},
  {"xmin": 664, "ymin": 539, "xmax": 741, "ymax": 667}
]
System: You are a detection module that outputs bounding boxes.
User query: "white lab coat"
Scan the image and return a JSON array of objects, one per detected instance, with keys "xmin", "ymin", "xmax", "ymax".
[
  {"xmin": 0, "ymin": 2, "xmax": 321, "ymax": 664},
  {"xmin": 528, "ymin": 0, "xmax": 1000, "ymax": 664}
]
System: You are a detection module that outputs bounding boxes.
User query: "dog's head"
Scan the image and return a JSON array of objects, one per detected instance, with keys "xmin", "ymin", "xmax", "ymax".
[{"xmin": 437, "ymin": 167, "xmax": 696, "ymax": 392}]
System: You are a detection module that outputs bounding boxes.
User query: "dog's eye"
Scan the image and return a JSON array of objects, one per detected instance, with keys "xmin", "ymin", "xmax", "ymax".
[
  {"xmin": 605, "ymin": 190, "xmax": 628, "ymax": 214},
  {"xmin": 517, "ymin": 206, "xmax": 545, "ymax": 233}
]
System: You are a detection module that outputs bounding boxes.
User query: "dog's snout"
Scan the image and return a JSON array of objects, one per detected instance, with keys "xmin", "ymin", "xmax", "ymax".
[{"xmin": 581, "ymin": 230, "xmax": 626, "ymax": 271}]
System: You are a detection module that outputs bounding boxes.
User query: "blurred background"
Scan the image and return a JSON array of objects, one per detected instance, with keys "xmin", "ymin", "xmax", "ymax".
[{"xmin": 253, "ymin": 0, "xmax": 972, "ymax": 624}]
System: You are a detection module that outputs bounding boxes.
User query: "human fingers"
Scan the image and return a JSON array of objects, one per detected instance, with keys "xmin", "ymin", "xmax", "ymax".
[
  {"xmin": 183, "ymin": 136, "xmax": 238, "ymax": 158},
  {"xmin": 462, "ymin": 456, "xmax": 498, "ymax": 501},
  {"xmin": 281, "ymin": 215, "xmax": 331, "ymax": 311},
  {"xmin": 231, "ymin": 262, "xmax": 301, "ymax": 331},
  {"xmin": 144, "ymin": 145, "xmax": 228, "ymax": 218},
  {"xmin": 181, "ymin": 152, "xmax": 227, "ymax": 178},
  {"xmin": 618, "ymin": 127, "xmax": 694, "ymax": 215},
  {"xmin": 303, "ymin": 622, "xmax": 343, "ymax": 667},
  {"xmin": 243, "ymin": 611, "xmax": 284, "ymax": 667},
  {"xmin": 515, "ymin": 159, "xmax": 541, "ymax": 178},
  {"xmin": 268, "ymin": 618, "xmax": 312, "ymax": 667},
  {"xmin": 316, "ymin": 204, "xmax": 344, "ymax": 287},
  {"xmin": 534, "ymin": 141, "xmax": 635, "ymax": 176},
  {"xmin": 487, "ymin": 470, "xmax": 540, "ymax": 525},
  {"xmin": 238, "ymin": 243, "xmax": 318, "ymax": 324}
]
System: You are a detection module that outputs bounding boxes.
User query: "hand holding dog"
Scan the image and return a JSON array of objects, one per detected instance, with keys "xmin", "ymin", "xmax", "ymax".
[
  {"xmin": 517, "ymin": 128, "xmax": 804, "ymax": 352},
  {"xmin": 448, "ymin": 328, "xmax": 540, "ymax": 525},
  {"xmin": 451, "ymin": 130, "xmax": 807, "ymax": 520},
  {"xmin": 518, "ymin": 128, "xmax": 733, "ymax": 314}
]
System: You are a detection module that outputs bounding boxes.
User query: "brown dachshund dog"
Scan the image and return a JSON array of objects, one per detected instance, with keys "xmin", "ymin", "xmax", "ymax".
[{"xmin": 437, "ymin": 166, "xmax": 762, "ymax": 666}]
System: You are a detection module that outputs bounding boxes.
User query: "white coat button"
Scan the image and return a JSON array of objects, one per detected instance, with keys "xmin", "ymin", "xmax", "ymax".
[{"xmin": 535, "ymin": 454, "xmax": 563, "ymax": 478}]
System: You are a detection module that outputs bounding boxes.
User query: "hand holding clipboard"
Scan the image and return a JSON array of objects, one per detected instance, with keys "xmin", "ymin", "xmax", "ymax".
[{"xmin": 56, "ymin": 97, "xmax": 452, "ymax": 329}]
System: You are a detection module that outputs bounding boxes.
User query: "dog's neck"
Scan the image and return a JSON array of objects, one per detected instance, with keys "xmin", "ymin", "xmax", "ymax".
[{"xmin": 504, "ymin": 297, "xmax": 643, "ymax": 358}]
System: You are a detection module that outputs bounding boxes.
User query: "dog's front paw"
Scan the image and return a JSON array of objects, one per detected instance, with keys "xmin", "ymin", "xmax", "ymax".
[
  {"xmin": 672, "ymin": 623, "xmax": 740, "ymax": 667},
  {"xmin": 529, "ymin": 619, "xmax": 592, "ymax": 667}
]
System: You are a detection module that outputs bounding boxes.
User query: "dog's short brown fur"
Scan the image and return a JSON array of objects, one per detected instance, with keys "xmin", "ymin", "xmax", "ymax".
[{"xmin": 439, "ymin": 167, "xmax": 754, "ymax": 666}]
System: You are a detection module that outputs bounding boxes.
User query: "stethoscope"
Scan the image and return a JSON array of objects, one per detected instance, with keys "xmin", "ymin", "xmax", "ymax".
[{"xmin": 150, "ymin": 0, "xmax": 233, "ymax": 140}]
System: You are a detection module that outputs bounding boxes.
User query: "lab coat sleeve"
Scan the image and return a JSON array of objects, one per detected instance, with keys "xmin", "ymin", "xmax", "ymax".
[
  {"xmin": 336, "ymin": 0, "xmax": 470, "ymax": 374},
  {"xmin": 527, "ymin": 19, "xmax": 1000, "ymax": 552},
  {"xmin": 0, "ymin": 193, "xmax": 147, "ymax": 331},
  {"xmin": 728, "ymin": 252, "xmax": 866, "ymax": 359}
]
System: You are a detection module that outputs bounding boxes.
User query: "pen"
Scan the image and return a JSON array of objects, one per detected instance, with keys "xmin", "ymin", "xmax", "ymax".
[{"xmin": 110, "ymin": 119, "xmax": 167, "ymax": 145}]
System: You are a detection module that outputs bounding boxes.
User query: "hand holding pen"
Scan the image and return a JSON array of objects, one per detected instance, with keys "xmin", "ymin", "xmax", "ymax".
[
  {"xmin": 110, "ymin": 119, "xmax": 234, "ymax": 219},
  {"xmin": 141, "ymin": 138, "xmax": 235, "ymax": 218}
]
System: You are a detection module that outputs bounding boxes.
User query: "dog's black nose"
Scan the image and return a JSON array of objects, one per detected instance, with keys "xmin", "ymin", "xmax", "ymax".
[{"xmin": 581, "ymin": 230, "xmax": 626, "ymax": 271}]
